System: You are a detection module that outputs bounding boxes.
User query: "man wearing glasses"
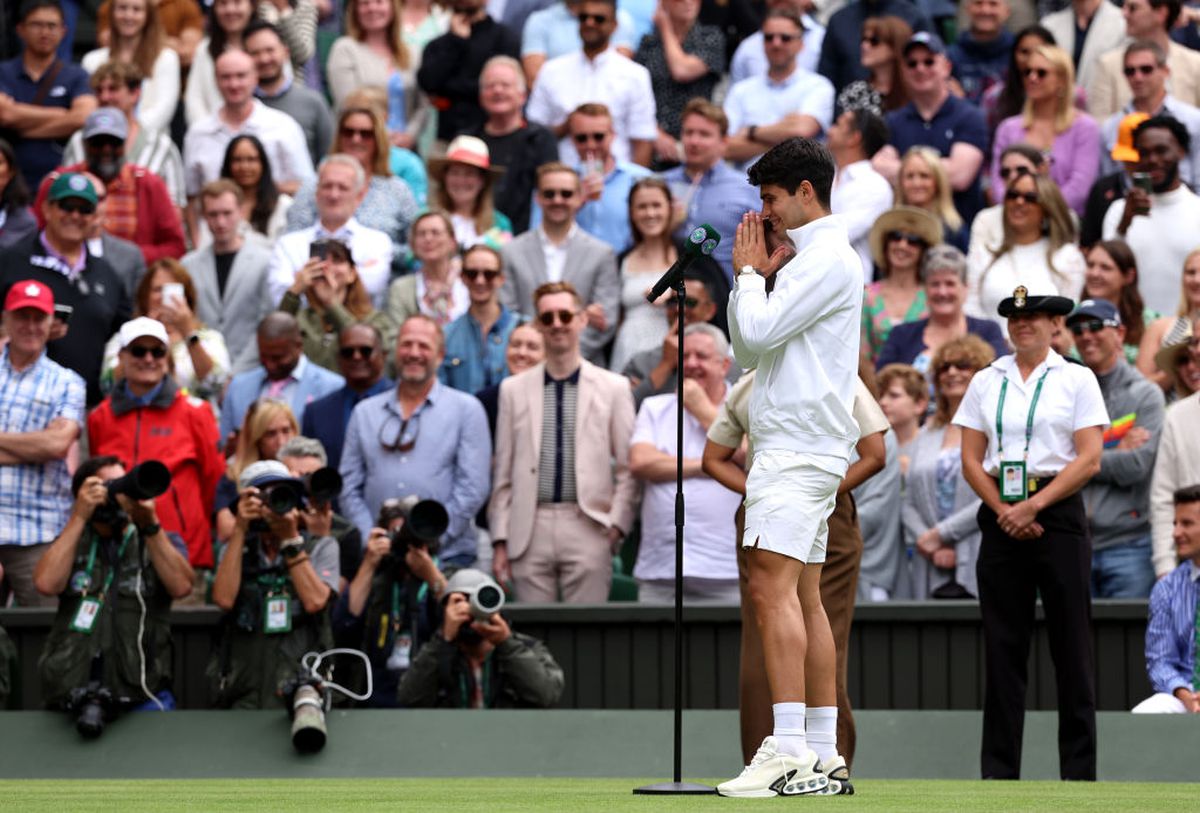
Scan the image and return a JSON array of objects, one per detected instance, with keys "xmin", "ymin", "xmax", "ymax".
[
  {"xmin": 440, "ymin": 245, "xmax": 519, "ymax": 394},
  {"xmin": 339, "ymin": 315, "xmax": 491, "ymax": 567},
  {"xmin": 500, "ymin": 162, "xmax": 619, "ymax": 365},
  {"xmin": 489, "ymin": 281, "xmax": 637, "ymax": 602}
]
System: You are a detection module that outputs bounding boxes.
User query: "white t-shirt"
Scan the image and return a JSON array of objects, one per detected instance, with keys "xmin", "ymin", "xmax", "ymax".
[
  {"xmin": 1101, "ymin": 185, "xmax": 1200, "ymax": 315},
  {"xmin": 964, "ymin": 239, "xmax": 1085, "ymax": 330}
]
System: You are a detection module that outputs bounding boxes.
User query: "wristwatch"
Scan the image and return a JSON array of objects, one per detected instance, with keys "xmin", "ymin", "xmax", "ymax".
[
  {"xmin": 280, "ymin": 536, "xmax": 305, "ymax": 558},
  {"xmin": 138, "ymin": 522, "xmax": 162, "ymax": 537},
  {"xmin": 739, "ymin": 265, "xmax": 758, "ymax": 277}
]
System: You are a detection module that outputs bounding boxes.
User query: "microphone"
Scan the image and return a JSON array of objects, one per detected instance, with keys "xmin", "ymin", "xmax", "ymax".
[{"xmin": 645, "ymin": 224, "xmax": 721, "ymax": 304}]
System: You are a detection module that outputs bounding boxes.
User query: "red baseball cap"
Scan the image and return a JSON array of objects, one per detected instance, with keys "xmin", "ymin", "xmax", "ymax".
[{"xmin": 4, "ymin": 280, "xmax": 55, "ymax": 314}]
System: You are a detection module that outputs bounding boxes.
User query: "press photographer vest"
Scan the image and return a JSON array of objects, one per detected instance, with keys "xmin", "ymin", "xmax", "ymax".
[
  {"xmin": 38, "ymin": 525, "xmax": 174, "ymax": 707},
  {"xmin": 207, "ymin": 533, "xmax": 333, "ymax": 709}
]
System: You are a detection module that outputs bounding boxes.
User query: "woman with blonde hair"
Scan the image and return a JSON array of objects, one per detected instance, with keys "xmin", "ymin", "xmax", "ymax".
[
  {"xmin": 83, "ymin": 0, "xmax": 180, "ymax": 132},
  {"xmin": 836, "ymin": 15, "xmax": 911, "ymax": 115},
  {"xmin": 214, "ymin": 399, "xmax": 299, "ymax": 543},
  {"xmin": 896, "ymin": 146, "xmax": 967, "ymax": 251},
  {"xmin": 990, "ymin": 44, "xmax": 1099, "ymax": 215},
  {"xmin": 1138, "ymin": 248, "xmax": 1200, "ymax": 392}
]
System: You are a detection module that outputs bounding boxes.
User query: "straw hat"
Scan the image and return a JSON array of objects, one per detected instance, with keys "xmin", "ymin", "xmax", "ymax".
[
  {"xmin": 868, "ymin": 206, "xmax": 942, "ymax": 270},
  {"xmin": 427, "ymin": 135, "xmax": 505, "ymax": 179}
]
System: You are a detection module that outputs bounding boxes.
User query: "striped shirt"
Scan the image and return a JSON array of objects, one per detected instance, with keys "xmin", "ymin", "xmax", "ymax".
[
  {"xmin": 1145, "ymin": 560, "xmax": 1200, "ymax": 695},
  {"xmin": 64, "ymin": 127, "xmax": 187, "ymax": 208},
  {"xmin": 537, "ymin": 368, "xmax": 579, "ymax": 504},
  {"xmin": 0, "ymin": 348, "xmax": 86, "ymax": 547}
]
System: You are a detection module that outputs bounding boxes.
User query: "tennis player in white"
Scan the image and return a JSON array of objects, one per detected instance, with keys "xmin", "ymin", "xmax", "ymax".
[{"xmin": 718, "ymin": 138, "xmax": 863, "ymax": 797}]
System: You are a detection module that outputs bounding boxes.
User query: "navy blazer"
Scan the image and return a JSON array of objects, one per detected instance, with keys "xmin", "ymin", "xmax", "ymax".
[
  {"xmin": 874, "ymin": 316, "xmax": 1010, "ymax": 371},
  {"xmin": 301, "ymin": 378, "xmax": 394, "ymax": 469},
  {"xmin": 219, "ymin": 356, "xmax": 345, "ymax": 439}
]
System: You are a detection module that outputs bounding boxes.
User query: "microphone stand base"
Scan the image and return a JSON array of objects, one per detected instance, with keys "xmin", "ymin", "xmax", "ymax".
[{"xmin": 632, "ymin": 781, "xmax": 716, "ymax": 795}]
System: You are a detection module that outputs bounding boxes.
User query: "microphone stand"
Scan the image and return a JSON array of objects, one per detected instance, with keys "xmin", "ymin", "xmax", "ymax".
[{"xmin": 633, "ymin": 279, "xmax": 714, "ymax": 796}]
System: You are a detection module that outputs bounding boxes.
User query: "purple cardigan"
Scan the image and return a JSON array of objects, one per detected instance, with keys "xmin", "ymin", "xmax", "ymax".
[{"xmin": 990, "ymin": 112, "xmax": 1100, "ymax": 216}]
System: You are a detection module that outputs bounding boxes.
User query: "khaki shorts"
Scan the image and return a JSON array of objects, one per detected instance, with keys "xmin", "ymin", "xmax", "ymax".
[{"xmin": 742, "ymin": 450, "xmax": 841, "ymax": 565}]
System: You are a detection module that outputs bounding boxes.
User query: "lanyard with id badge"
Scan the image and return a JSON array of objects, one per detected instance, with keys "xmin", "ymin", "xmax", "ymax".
[
  {"xmin": 995, "ymin": 369, "xmax": 1048, "ymax": 503},
  {"xmin": 262, "ymin": 571, "xmax": 294, "ymax": 634},
  {"xmin": 68, "ymin": 526, "xmax": 135, "ymax": 634}
]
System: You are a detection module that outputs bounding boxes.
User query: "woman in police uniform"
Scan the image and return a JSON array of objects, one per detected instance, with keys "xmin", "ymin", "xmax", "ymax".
[{"xmin": 952, "ymin": 286, "xmax": 1108, "ymax": 781}]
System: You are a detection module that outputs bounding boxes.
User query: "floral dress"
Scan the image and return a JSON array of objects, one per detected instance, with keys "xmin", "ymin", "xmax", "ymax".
[{"xmin": 861, "ymin": 283, "xmax": 928, "ymax": 363}]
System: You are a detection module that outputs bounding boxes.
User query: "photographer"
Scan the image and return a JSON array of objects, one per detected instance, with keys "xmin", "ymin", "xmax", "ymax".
[
  {"xmin": 209, "ymin": 461, "xmax": 340, "ymax": 709},
  {"xmin": 278, "ymin": 437, "xmax": 362, "ymax": 593},
  {"xmin": 33, "ymin": 456, "xmax": 194, "ymax": 713},
  {"xmin": 397, "ymin": 569, "xmax": 563, "ymax": 709},
  {"xmin": 332, "ymin": 499, "xmax": 449, "ymax": 707}
]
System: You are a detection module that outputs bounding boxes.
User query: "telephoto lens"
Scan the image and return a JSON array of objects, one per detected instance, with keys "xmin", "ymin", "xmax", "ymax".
[
  {"xmin": 470, "ymin": 580, "xmax": 505, "ymax": 621},
  {"xmin": 290, "ymin": 683, "xmax": 327, "ymax": 753},
  {"xmin": 263, "ymin": 482, "xmax": 303, "ymax": 515}
]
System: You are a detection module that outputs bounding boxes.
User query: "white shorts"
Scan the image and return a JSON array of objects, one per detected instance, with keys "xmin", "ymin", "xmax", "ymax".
[{"xmin": 742, "ymin": 450, "xmax": 842, "ymax": 564}]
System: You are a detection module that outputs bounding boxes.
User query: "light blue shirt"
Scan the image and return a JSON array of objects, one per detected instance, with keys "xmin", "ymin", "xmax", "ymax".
[
  {"xmin": 439, "ymin": 306, "xmax": 520, "ymax": 394},
  {"xmin": 339, "ymin": 380, "xmax": 491, "ymax": 564},
  {"xmin": 724, "ymin": 69, "xmax": 835, "ymax": 140},
  {"xmin": 531, "ymin": 160, "xmax": 651, "ymax": 252},
  {"xmin": 662, "ymin": 162, "xmax": 761, "ymax": 283},
  {"xmin": 728, "ymin": 18, "xmax": 825, "ymax": 84},
  {"xmin": 521, "ymin": 2, "xmax": 638, "ymax": 59}
]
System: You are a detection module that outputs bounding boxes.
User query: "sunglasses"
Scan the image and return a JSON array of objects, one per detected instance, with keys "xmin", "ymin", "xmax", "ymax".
[
  {"xmin": 379, "ymin": 413, "xmax": 419, "ymax": 453},
  {"xmin": 886, "ymin": 230, "xmax": 928, "ymax": 248},
  {"xmin": 1069, "ymin": 319, "xmax": 1112, "ymax": 335},
  {"xmin": 666, "ymin": 296, "xmax": 702, "ymax": 309},
  {"xmin": 126, "ymin": 344, "xmax": 167, "ymax": 359},
  {"xmin": 340, "ymin": 126, "xmax": 374, "ymax": 141},
  {"xmin": 462, "ymin": 267, "xmax": 501, "ymax": 282},
  {"xmin": 862, "ymin": 35, "xmax": 881, "ymax": 46},
  {"xmin": 764, "ymin": 33, "xmax": 798, "ymax": 43},
  {"xmin": 540, "ymin": 188, "xmax": 575, "ymax": 200},
  {"xmin": 339, "ymin": 345, "xmax": 376, "ymax": 360},
  {"xmin": 999, "ymin": 165, "xmax": 1033, "ymax": 181},
  {"xmin": 578, "ymin": 12, "xmax": 609, "ymax": 23},
  {"xmin": 1123, "ymin": 64, "xmax": 1157, "ymax": 77},
  {"xmin": 86, "ymin": 136, "xmax": 123, "ymax": 150},
  {"xmin": 1022, "ymin": 67, "xmax": 1049, "ymax": 80},
  {"xmin": 55, "ymin": 198, "xmax": 96, "ymax": 215},
  {"xmin": 538, "ymin": 309, "xmax": 578, "ymax": 326},
  {"xmin": 572, "ymin": 131, "xmax": 608, "ymax": 144},
  {"xmin": 906, "ymin": 57, "xmax": 936, "ymax": 69},
  {"xmin": 1005, "ymin": 189, "xmax": 1039, "ymax": 205},
  {"xmin": 936, "ymin": 359, "xmax": 975, "ymax": 375}
]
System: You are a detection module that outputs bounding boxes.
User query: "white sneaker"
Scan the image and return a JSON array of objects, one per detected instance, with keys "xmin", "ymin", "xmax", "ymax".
[
  {"xmin": 717, "ymin": 737, "xmax": 830, "ymax": 798},
  {"xmin": 815, "ymin": 754, "xmax": 854, "ymax": 795}
]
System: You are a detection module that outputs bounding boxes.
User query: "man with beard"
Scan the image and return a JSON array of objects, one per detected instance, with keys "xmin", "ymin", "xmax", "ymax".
[
  {"xmin": 245, "ymin": 21, "xmax": 333, "ymax": 169},
  {"xmin": 34, "ymin": 107, "xmax": 185, "ymax": 264},
  {"xmin": 1103, "ymin": 116, "xmax": 1200, "ymax": 314}
]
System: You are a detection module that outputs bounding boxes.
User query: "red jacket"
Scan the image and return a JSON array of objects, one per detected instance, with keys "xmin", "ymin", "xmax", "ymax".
[
  {"xmin": 88, "ymin": 378, "xmax": 225, "ymax": 568},
  {"xmin": 36, "ymin": 162, "xmax": 186, "ymax": 263}
]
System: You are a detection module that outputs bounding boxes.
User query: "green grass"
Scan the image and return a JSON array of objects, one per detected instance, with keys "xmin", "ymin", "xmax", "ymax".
[{"xmin": 1, "ymin": 778, "xmax": 1196, "ymax": 812}]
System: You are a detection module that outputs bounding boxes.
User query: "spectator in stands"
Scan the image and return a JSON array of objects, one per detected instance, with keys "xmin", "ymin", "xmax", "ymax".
[
  {"xmin": 990, "ymin": 45, "xmax": 1099, "ymax": 216},
  {"xmin": 0, "ymin": 139, "xmax": 36, "ymax": 248},
  {"xmin": 947, "ymin": 0, "xmax": 1013, "ymax": 105},
  {"xmin": 533, "ymin": 103, "xmax": 650, "ymax": 253},
  {"xmin": 1139, "ymin": 252, "xmax": 1200, "ymax": 388},
  {"xmin": 1098, "ymin": 42, "xmax": 1200, "ymax": 189},
  {"xmin": 397, "ymin": 568, "xmax": 564, "ymax": 708},
  {"xmin": 1067, "ymin": 299, "xmax": 1164, "ymax": 598},
  {"xmin": 219, "ymin": 311, "xmax": 345, "ymax": 441},
  {"xmin": 862, "ymin": 206, "xmax": 940, "ymax": 361},
  {"xmin": 184, "ymin": 0, "xmax": 255, "ymax": 125},
  {"xmin": 829, "ymin": 107, "xmax": 894, "ymax": 282},
  {"xmin": 609, "ymin": 178, "xmax": 675, "ymax": 374},
  {"xmin": 896, "ymin": 146, "xmax": 968, "ymax": 252},
  {"xmin": 1080, "ymin": 240, "xmax": 1154, "ymax": 366},
  {"xmin": 969, "ymin": 143, "xmax": 1046, "ymax": 257},
  {"xmin": 876, "ymin": 363, "xmax": 927, "ymax": 472},
  {"xmin": 1150, "ymin": 323, "xmax": 1200, "ymax": 576},
  {"xmin": 88, "ymin": 317, "xmax": 224, "ymax": 575},
  {"xmin": 980, "ymin": 24, "xmax": 1058, "ymax": 135},
  {"xmin": 834, "ymin": 15, "xmax": 911, "ymax": 117},
  {"xmin": 82, "ymin": 0, "xmax": 179, "ymax": 133},
  {"xmin": 1133, "ymin": 485, "xmax": 1200, "ymax": 713},
  {"xmin": 245, "ymin": 21, "xmax": 333, "ymax": 169},
  {"xmin": 499, "ymin": 164, "xmax": 620, "ymax": 365},
  {"xmin": 301, "ymin": 323, "xmax": 394, "ymax": 470},
  {"xmin": 630, "ymin": 324, "xmax": 741, "ymax": 602},
  {"xmin": 278, "ymin": 237, "xmax": 396, "ymax": 374},
  {"xmin": 1103, "ymin": 116, "xmax": 1200, "ymax": 316},
  {"xmin": 327, "ymin": 0, "xmax": 425, "ymax": 148},
  {"xmin": 660, "ymin": 99, "xmax": 761, "ymax": 282},
  {"xmin": 341, "ymin": 87, "xmax": 430, "ymax": 208},
  {"xmin": 729, "ymin": 0, "xmax": 823, "ymax": 84},
  {"xmin": 723, "ymin": 10, "xmax": 834, "ymax": 170},
  {"xmin": 183, "ymin": 180, "xmax": 274, "ymax": 374},
  {"xmin": 966, "ymin": 173, "xmax": 1085, "ymax": 328},
  {"xmin": 400, "ymin": 0, "xmax": 450, "ymax": 57},
  {"xmin": 386, "ymin": 211, "xmax": 469, "ymax": 327},
  {"xmin": 428, "ymin": 136, "xmax": 512, "ymax": 250},
  {"xmin": 96, "ymin": 0, "xmax": 204, "ymax": 71},
  {"xmin": 1087, "ymin": 0, "xmax": 1200, "ymax": 119},
  {"xmin": 62, "ymin": 63, "xmax": 187, "ymax": 218},
  {"xmin": 216, "ymin": 135, "xmax": 292, "ymax": 243},
  {"xmin": 0, "ymin": 173, "xmax": 131, "ymax": 407},
  {"xmin": 905, "ymin": 335, "xmax": 994, "ymax": 599},
  {"xmin": 286, "ymin": 103, "xmax": 419, "ymax": 254},
  {"xmin": 255, "ymin": 0, "xmax": 318, "ymax": 80},
  {"xmin": 1155, "ymin": 318, "xmax": 1200, "ymax": 401},
  {"xmin": 0, "ymin": 0, "xmax": 97, "ymax": 192},
  {"xmin": 490, "ymin": 281, "xmax": 637, "ymax": 602},
  {"xmin": 520, "ymin": 0, "xmax": 638, "ymax": 84},
  {"xmin": 214, "ymin": 398, "xmax": 298, "ymax": 541},
  {"xmin": 78, "ymin": 171, "xmax": 146, "ymax": 301},
  {"xmin": 34, "ymin": 455, "xmax": 193, "ymax": 710},
  {"xmin": 476, "ymin": 321, "xmax": 545, "ymax": 435},
  {"xmin": 36, "ymin": 107, "xmax": 186, "ymax": 264},
  {"xmin": 854, "ymin": 406, "xmax": 904, "ymax": 603},
  {"xmin": 440, "ymin": 245, "xmax": 518, "ymax": 395},
  {"xmin": 525, "ymin": 0, "xmax": 657, "ymax": 167},
  {"xmin": 182, "ymin": 49, "xmax": 314, "ymax": 239},
  {"xmin": 340, "ymin": 315, "xmax": 491, "ymax": 565},
  {"xmin": 635, "ymin": 0, "xmax": 725, "ymax": 163},
  {"xmin": 0, "ymin": 280, "xmax": 84, "ymax": 607},
  {"xmin": 876, "ymin": 245, "xmax": 1009, "ymax": 371},
  {"xmin": 210, "ymin": 459, "xmax": 340, "ymax": 708},
  {"xmin": 268, "ymin": 155, "xmax": 394, "ymax": 307},
  {"xmin": 1043, "ymin": 0, "xmax": 1126, "ymax": 91},
  {"xmin": 417, "ymin": 0, "xmax": 520, "ymax": 143},
  {"xmin": 100, "ymin": 258, "xmax": 231, "ymax": 408},
  {"xmin": 472, "ymin": 56, "xmax": 558, "ymax": 234}
]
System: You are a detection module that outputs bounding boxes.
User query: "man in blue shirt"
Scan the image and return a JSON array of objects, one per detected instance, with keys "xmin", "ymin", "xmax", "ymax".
[
  {"xmin": 1134, "ymin": 485, "xmax": 1200, "ymax": 713},
  {"xmin": 440, "ymin": 244, "xmax": 519, "ymax": 394},
  {"xmin": 0, "ymin": 0, "xmax": 96, "ymax": 191}
]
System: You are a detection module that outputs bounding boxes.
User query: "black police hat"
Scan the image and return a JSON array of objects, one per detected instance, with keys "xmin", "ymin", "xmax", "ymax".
[{"xmin": 997, "ymin": 285, "xmax": 1075, "ymax": 318}]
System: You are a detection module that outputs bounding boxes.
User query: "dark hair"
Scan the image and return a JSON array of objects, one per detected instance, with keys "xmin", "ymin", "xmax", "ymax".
[
  {"xmin": 850, "ymin": 109, "xmax": 889, "ymax": 159},
  {"xmin": 1134, "ymin": 114, "xmax": 1192, "ymax": 154},
  {"xmin": 339, "ymin": 321, "xmax": 383, "ymax": 349},
  {"xmin": 0, "ymin": 139, "xmax": 30, "ymax": 212},
  {"xmin": 998, "ymin": 142, "xmax": 1047, "ymax": 172},
  {"xmin": 747, "ymin": 137, "xmax": 835, "ymax": 208},
  {"xmin": 462, "ymin": 243, "xmax": 503, "ymax": 269},
  {"xmin": 208, "ymin": 0, "xmax": 253, "ymax": 60},
  {"xmin": 862, "ymin": 16, "xmax": 912, "ymax": 111},
  {"xmin": 1174, "ymin": 484, "xmax": 1200, "ymax": 505},
  {"xmin": 1124, "ymin": 39, "xmax": 1167, "ymax": 66},
  {"xmin": 1085, "ymin": 240, "xmax": 1147, "ymax": 348},
  {"xmin": 1150, "ymin": 0, "xmax": 1183, "ymax": 30},
  {"xmin": 243, "ymin": 19, "xmax": 286, "ymax": 46},
  {"xmin": 627, "ymin": 177, "xmax": 674, "ymax": 264},
  {"xmin": 18, "ymin": 0, "xmax": 64, "ymax": 23},
  {"xmin": 220, "ymin": 135, "xmax": 280, "ymax": 235},
  {"xmin": 72, "ymin": 456, "xmax": 124, "ymax": 497},
  {"xmin": 996, "ymin": 25, "xmax": 1057, "ymax": 123}
]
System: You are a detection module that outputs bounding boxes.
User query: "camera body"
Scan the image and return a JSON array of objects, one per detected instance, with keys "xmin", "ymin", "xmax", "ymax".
[
  {"xmin": 92, "ymin": 461, "xmax": 172, "ymax": 526},
  {"xmin": 66, "ymin": 679, "xmax": 119, "ymax": 739},
  {"xmin": 376, "ymin": 495, "xmax": 449, "ymax": 556},
  {"xmin": 444, "ymin": 568, "xmax": 505, "ymax": 622}
]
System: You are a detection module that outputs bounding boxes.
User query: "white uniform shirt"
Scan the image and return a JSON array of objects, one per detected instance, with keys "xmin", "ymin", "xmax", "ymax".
[
  {"xmin": 831, "ymin": 160, "xmax": 894, "ymax": 283},
  {"xmin": 952, "ymin": 350, "xmax": 1109, "ymax": 477},
  {"xmin": 266, "ymin": 218, "xmax": 394, "ymax": 308},
  {"xmin": 182, "ymin": 99, "xmax": 314, "ymax": 197}
]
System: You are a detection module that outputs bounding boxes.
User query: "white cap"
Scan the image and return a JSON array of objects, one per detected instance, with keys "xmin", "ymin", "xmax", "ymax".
[{"xmin": 118, "ymin": 317, "xmax": 169, "ymax": 350}]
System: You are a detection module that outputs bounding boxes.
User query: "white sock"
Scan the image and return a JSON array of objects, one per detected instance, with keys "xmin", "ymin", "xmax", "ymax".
[
  {"xmin": 772, "ymin": 702, "xmax": 807, "ymax": 756},
  {"xmin": 806, "ymin": 706, "xmax": 838, "ymax": 762}
]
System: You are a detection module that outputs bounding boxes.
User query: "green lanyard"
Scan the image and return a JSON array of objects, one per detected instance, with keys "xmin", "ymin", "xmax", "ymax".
[
  {"xmin": 995, "ymin": 369, "xmax": 1049, "ymax": 462},
  {"xmin": 81, "ymin": 524, "xmax": 136, "ymax": 599}
]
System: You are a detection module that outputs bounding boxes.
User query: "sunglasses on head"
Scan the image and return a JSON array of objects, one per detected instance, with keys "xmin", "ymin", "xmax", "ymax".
[
  {"xmin": 540, "ymin": 188, "xmax": 575, "ymax": 200},
  {"xmin": 462, "ymin": 267, "xmax": 501, "ymax": 282},
  {"xmin": 999, "ymin": 165, "xmax": 1033, "ymax": 181},
  {"xmin": 1068, "ymin": 319, "xmax": 1113, "ymax": 335},
  {"xmin": 666, "ymin": 296, "xmax": 701, "ymax": 309},
  {"xmin": 936, "ymin": 359, "xmax": 974, "ymax": 375},
  {"xmin": 55, "ymin": 198, "xmax": 95, "ymax": 215},
  {"xmin": 906, "ymin": 57, "xmax": 936, "ymax": 69},
  {"xmin": 578, "ymin": 12, "xmax": 608, "ymax": 23},
  {"xmin": 339, "ymin": 345, "xmax": 376, "ymax": 360},
  {"xmin": 1123, "ymin": 64, "xmax": 1157, "ymax": 77},
  {"xmin": 538, "ymin": 309, "xmax": 578, "ymax": 326},
  {"xmin": 886, "ymin": 230, "xmax": 928, "ymax": 248},
  {"xmin": 1022, "ymin": 67, "xmax": 1049, "ymax": 80},
  {"xmin": 126, "ymin": 344, "xmax": 167, "ymax": 359},
  {"xmin": 862, "ymin": 34, "xmax": 881, "ymax": 46},
  {"xmin": 572, "ymin": 131, "xmax": 607, "ymax": 144},
  {"xmin": 764, "ymin": 32, "xmax": 798, "ymax": 43},
  {"xmin": 340, "ymin": 125, "xmax": 373, "ymax": 140},
  {"xmin": 1005, "ymin": 189, "xmax": 1039, "ymax": 204}
]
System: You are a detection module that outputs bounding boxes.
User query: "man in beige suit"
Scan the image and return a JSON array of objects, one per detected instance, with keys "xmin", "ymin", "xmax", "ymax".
[
  {"xmin": 489, "ymin": 281, "xmax": 637, "ymax": 602},
  {"xmin": 1043, "ymin": 0, "xmax": 1126, "ymax": 91}
]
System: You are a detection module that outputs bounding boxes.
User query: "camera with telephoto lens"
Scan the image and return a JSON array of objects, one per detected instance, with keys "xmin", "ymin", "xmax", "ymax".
[
  {"xmin": 91, "ymin": 461, "xmax": 172, "ymax": 526},
  {"xmin": 66, "ymin": 680, "xmax": 117, "ymax": 739},
  {"xmin": 377, "ymin": 495, "xmax": 449, "ymax": 556},
  {"xmin": 302, "ymin": 467, "xmax": 342, "ymax": 505},
  {"xmin": 280, "ymin": 670, "xmax": 328, "ymax": 754},
  {"xmin": 444, "ymin": 568, "xmax": 505, "ymax": 622}
]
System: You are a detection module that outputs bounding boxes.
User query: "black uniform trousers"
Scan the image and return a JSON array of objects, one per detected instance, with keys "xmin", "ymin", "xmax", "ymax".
[{"xmin": 976, "ymin": 491, "xmax": 1097, "ymax": 781}]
